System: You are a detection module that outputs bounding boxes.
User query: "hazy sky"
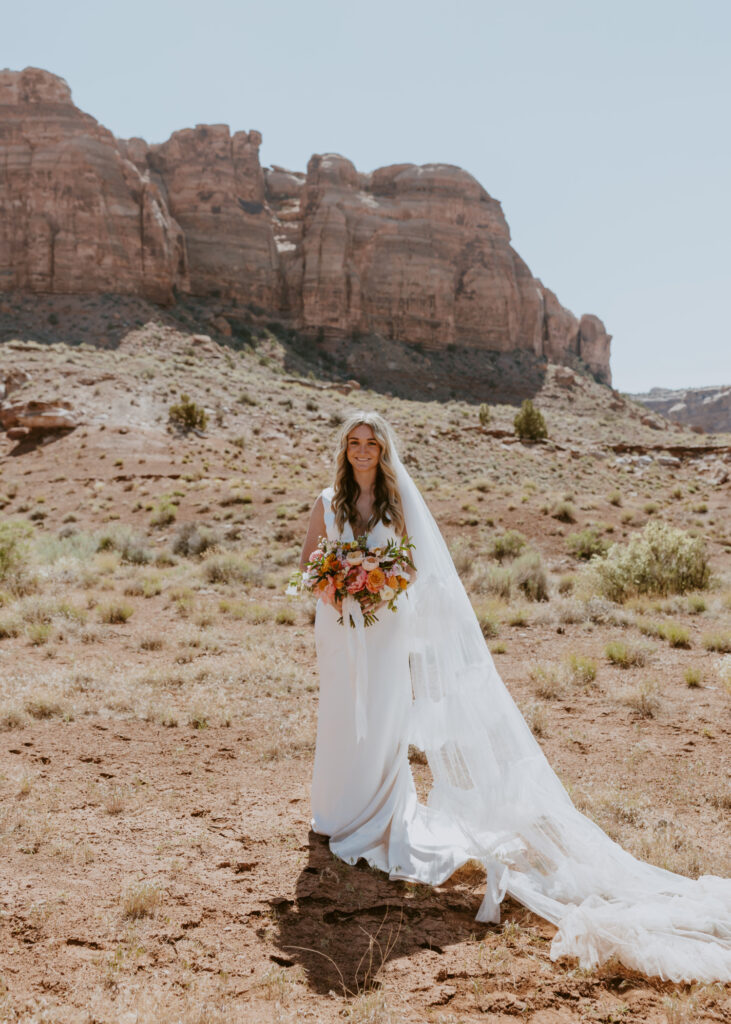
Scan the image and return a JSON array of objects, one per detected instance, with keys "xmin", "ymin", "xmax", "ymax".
[{"xmin": 4, "ymin": 0, "xmax": 729, "ymax": 392}]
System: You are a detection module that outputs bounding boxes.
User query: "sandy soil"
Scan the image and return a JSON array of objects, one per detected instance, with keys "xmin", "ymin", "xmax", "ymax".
[{"xmin": 0, "ymin": 304, "xmax": 729, "ymax": 1022}]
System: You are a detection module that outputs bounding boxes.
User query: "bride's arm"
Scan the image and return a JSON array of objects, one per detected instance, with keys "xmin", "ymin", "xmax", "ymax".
[{"xmin": 299, "ymin": 495, "xmax": 326, "ymax": 573}]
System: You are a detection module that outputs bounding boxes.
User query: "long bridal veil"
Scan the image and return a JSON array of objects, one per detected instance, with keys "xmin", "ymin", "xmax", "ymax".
[{"xmin": 390, "ymin": 440, "xmax": 731, "ymax": 984}]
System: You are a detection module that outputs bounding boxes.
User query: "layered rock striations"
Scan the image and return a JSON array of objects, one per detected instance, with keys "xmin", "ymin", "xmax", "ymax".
[
  {"xmin": 0, "ymin": 67, "xmax": 187, "ymax": 304},
  {"xmin": 0, "ymin": 67, "xmax": 612, "ymax": 384},
  {"xmin": 629, "ymin": 385, "xmax": 731, "ymax": 434}
]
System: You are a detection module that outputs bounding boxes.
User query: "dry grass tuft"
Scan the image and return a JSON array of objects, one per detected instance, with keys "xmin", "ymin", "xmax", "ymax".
[
  {"xmin": 121, "ymin": 881, "xmax": 164, "ymax": 919},
  {"xmin": 621, "ymin": 680, "xmax": 661, "ymax": 718}
]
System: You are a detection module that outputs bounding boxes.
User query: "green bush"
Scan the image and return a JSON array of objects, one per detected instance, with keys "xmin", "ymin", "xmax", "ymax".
[
  {"xmin": 588, "ymin": 521, "xmax": 710, "ymax": 603},
  {"xmin": 478, "ymin": 403, "xmax": 491, "ymax": 427},
  {"xmin": 550, "ymin": 499, "xmax": 577, "ymax": 524},
  {"xmin": 490, "ymin": 529, "xmax": 527, "ymax": 562},
  {"xmin": 168, "ymin": 393, "xmax": 208, "ymax": 433},
  {"xmin": 0, "ymin": 519, "xmax": 35, "ymax": 592},
  {"xmin": 513, "ymin": 399, "xmax": 547, "ymax": 440},
  {"xmin": 510, "ymin": 549, "xmax": 549, "ymax": 602},
  {"xmin": 567, "ymin": 526, "xmax": 609, "ymax": 561}
]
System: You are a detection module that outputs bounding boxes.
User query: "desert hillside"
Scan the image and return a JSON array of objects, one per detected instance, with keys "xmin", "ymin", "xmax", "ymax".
[
  {"xmin": 629, "ymin": 384, "xmax": 731, "ymax": 435},
  {"xmin": 0, "ymin": 319, "xmax": 729, "ymax": 1023}
]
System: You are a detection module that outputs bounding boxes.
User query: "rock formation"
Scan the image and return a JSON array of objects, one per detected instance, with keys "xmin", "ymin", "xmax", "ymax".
[
  {"xmin": 629, "ymin": 385, "xmax": 731, "ymax": 434},
  {"xmin": 0, "ymin": 66, "xmax": 187, "ymax": 304},
  {"xmin": 0, "ymin": 66, "xmax": 612, "ymax": 384}
]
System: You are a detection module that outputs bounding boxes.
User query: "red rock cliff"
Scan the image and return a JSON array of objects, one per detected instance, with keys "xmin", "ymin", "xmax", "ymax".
[{"xmin": 0, "ymin": 67, "xmax": 611, "ymax": 384}]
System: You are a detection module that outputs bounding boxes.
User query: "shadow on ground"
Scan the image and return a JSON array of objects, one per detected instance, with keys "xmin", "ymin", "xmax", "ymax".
[{"xmin": 268, "ymin": 830, "xmax": 502, "ymax": 996}]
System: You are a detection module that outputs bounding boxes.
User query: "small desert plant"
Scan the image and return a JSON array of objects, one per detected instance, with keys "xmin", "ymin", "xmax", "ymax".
[
  {"xmin": 98, "ymin": 602, "xmax": 134, "ymax": 624},
  {"xmin": 168, "ymin": 393, "xmax": 208, "ymax": 433},
  {"xmin": 490, "ymin": 529, "xmax": 526, "ymax": 562},
  {"xmin": 550, "ymin": 499, "xmax": 577, "ymax": 523},
  {"xmin": 684, "ymin": 666, "xmax": 702, "ymax": 688},
  {"xmin": 608, "ymin": 490, "xmax": 622, "ymax": 507},
  {"xmin": 567, "ymin": 526, "xmax": 609, "ymax": 561},
  {"xmin": 702, "ymin": 632, "xmax": 730, "ymax": 653},
  {"xmin": 121, "ymin": 882, "xmax": 163, "ymax": 920},
  {"xmin": 511, "ymin": 549, "xmax": 549, "ymax": 602},
  {"xmin": 528, "ymin": 662, "xmax": 565, "ymax": 700},
  {"xmin": 587, "ymin": 520, "xmax": 710, "ymax": 602},
  {"xmin": 172, "ymin": 522, "xmax": 218, "ymax": 557},
  {"xmin": 565, "ymin": 653, "xmax": 597, "ymax": 685},
  {"xmin": 659, "ymin": 621, "xmax": 691, "ymax": 648},
  {"xmin": 150, "ymin": 497, "xmax": 176, "ymax": 528},
  {"xmin": 0, "ymin": 519, "xmax": 35, "ymax": 592},
  {"xmin": 622, "ymin": 680, "xmax": 661, "ymax": 718},
  {"xmin": 478, "ymin": 403, "xmax": 491, "ymax": 427},
  {"xmin": 275, "ymin": 605, "xmax": 296, "ymax": 625},
  {"xmin": 605, "ymin": 640, "xmax": 648, "ymax": 668},
  {"xmin": 203, "ymin": 554, "xmax": 256, "ymax": 585},
  {"xmin": 513, "ymin": 399, "xmax": 547, "ymax": 440}
]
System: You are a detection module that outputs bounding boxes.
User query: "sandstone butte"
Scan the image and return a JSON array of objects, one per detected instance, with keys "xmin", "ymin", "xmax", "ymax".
[{"xmin": 0, "ymin": 66, "xmax": 612, "ymax": 384}]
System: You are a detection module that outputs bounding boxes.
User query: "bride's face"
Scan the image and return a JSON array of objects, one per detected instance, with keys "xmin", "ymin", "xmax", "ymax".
[{"xmin": 346, "ymin": 424, "xmax": 381, "ymax": 474}]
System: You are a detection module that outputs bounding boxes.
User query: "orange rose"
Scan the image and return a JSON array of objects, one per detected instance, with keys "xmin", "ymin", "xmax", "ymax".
[
  {"xmin": 365, "ymin": 568, "xmax": 386, "ymax": 593},
  {"xmin": 386, "ymin": 574, "xmax": 400, "ymax": 589},
  {"xmin": 313, "ymin": 578, "xmax": 330, "ymax": 596},
  {"xmin": 398, "ymin": 576, "xmax": 409, "ymax": 590}
]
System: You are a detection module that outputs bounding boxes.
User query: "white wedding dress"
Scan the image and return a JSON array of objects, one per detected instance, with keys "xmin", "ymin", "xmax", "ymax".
[
  {"xmin": 312, "ymin": 486, "xmax": 473, "ymax": 883},
  {"xmin": 310, "ymin": 482, "xmax": 731, "ymax": 984}
]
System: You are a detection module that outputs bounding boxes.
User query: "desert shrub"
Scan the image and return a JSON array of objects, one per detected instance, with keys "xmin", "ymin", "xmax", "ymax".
[
  {"xmin": 557, "ymin": 573, "xmax": 575, "ymax": 595},
  {"xmin": 550, "ymin": 499, "xmax": 577, "ymax": 523},
  {"xmin": 703, "ymin": 632, "xmax": 730, "ymax": 653},
  {"xmin": 622, "ymin": 680, "xmax": 661, "ymax": 718},
  {"xmin": 605, "ymin": 640, "xmax": 649, "ymax": 668},
  {"xmin": 98, "ymin": 601, "xmax": 134, "ymax": 624},
  {"xmin": 96, "ymin": 526, "xmax": 152, "ymax": 565},
  {"xmin": 528, "ymin": 661, "xmax": 565, "ymax": 700},
  {"xmin": 122, "ymin": 882, "xmax": 163, "ymax": 919},
  {"xmin": 659, "ymin": 621, "xmax": 691, "ymax": 648},
  {"xmin": 587, "ymin": 521, "xmax": 710, "ymax": 602},
  {"xmin": 471, "ymin": 563, "xmax": 512, "ymax": 600},
  {"xmin": 718, "ymin": 656, "xmax": 731, "ymax": 694},
  {"xmin": 275, "ymin": 606, "xmax": 296, "ymax": 625},
  {"xmin": 490, "ymin": 529, "xmax": 526, "ymax": 562},
  {"xmin": 150, "ymin": 498, "xmax": 176, "ymax": 528},
  {"xmin": 567, "ymin": 526, "xmax": 609, "ymax": 561},
  {"xmin": 513, "ymin": 399, "xmax": 547, "ymax": 440},
  {"xmin": 684, "ymin": 666, "xmax": 702, "ymax": 688},
  {"xmin": 203, "ymin": 554, "xmax": 257, "ymax": 585},
  {"xmin": 478, "ymin": 403, "xmax": 491, "ymax": 427},
  {"xmin": 511, "ymin": 549, "xmax": 549, "ymax": 602},
  {"xmin": 168, "ymin": 393, "xmax": 208, "ymax": 433},
  {"xmin": 565, "ymin": 653, "xmax": 597, "ymax": 685},
  {"xmin": 172, "ymin": 522, "xmax": 218, "ymax": 557},
  {"xmin": 0, "ymin": 519, "xmax": 34, "ymax": 591}
]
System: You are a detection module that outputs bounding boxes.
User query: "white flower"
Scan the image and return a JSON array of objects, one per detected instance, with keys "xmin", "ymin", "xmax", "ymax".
[
  {"xmin": 380, "ymin": 585, "xmax": 395, "ymax": 602},
  {"xmin": 346, "ymin": 550, "xmax": 364, "ymax": 565},
  {"xmin": 362, "ymin": 556, "xmax": 380, "ymax": 571}
]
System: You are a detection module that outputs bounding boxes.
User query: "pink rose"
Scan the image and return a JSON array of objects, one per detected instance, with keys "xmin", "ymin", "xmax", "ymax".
[
  {"xmin": 346, "ymin": 567, "xmax": 367, "ymax": 593},
  {"xmin": 310, "ymin": 548, "xmax": 324, "ymax": 561}
]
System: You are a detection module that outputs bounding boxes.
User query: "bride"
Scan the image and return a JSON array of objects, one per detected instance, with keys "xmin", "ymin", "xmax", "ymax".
[{"xmin": 298, "ymin": 410, "xmax": 731, "ymax": 984}]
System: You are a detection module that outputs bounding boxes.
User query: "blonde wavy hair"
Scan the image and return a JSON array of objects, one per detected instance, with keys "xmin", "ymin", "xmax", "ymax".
[{"xmin": 332, "ymin": 411, "xmax": 406, "ymax": 536}]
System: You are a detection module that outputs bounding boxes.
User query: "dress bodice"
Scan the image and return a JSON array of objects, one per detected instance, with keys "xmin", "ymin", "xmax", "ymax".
[{"xmin": 321, "ymin": 486, "xmax": 399, "ymax": 547}]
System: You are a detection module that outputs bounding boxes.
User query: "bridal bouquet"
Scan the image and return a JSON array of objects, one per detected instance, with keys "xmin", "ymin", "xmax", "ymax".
[{"xmin": 286, "ymin": 535, "xmax": 415, "ymax": 627}]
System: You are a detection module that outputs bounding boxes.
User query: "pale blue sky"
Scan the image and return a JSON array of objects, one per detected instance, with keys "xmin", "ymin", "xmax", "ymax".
[{"xmin": 4, "ymin": 0, "xmax": 729, "ymax": 391}]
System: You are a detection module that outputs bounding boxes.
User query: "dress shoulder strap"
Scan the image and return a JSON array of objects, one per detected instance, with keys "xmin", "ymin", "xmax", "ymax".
[{"xmin": 321, "ymin": 486, "xmax": 336, "ymax": 539}]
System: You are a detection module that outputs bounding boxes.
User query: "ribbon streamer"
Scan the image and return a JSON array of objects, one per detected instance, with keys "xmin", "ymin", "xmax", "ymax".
[{"xmin": 342, "ymin": 595, "xmax": 368, "ymax": 742}]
